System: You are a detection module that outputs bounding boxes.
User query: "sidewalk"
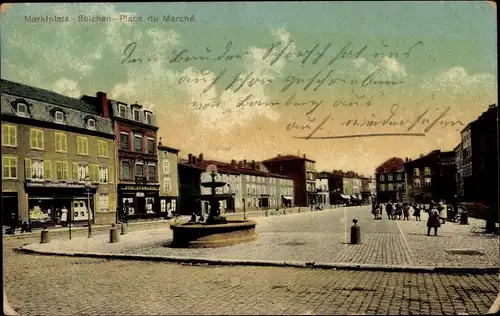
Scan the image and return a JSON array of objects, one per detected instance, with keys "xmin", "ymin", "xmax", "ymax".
[{"xmin": 20, "ymin": 209, "xmax": 498, "ymax": 273}]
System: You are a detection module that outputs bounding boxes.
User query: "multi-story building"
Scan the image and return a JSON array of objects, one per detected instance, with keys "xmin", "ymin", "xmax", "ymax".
[
  {"xmin": 315, "ymin": 177, "xmax": 330, "ymax": 208},
  {"xmin": 317, "ymin": 170, "xmax": 364, "ymax": 205},
  {"xmin": 460, "ymin": 123, "xmax": 475, "ymax": 201},
  {"xmin": 375, "ymin": 157, "xmax": 406, "ymax": 202},
  {"xmin": 1, "ymin": 79, "xmax": 117, "ymax": 226},
  {"xmin": 178, "ymin": 154, "xmax": 294, "ymax": 215},
  {"xmin": 82, "ymin": 94, "xmax": 160, "ymax": 220},
  {"xmin": 404, "ymin": 150, "xmax": 456, "ymax": 204},
  {"xmin": 157, "ymin": 140, "xmax": 180, "ymax": 216},
  {"xmin": 361, "ymin": 177, "xmax": 373, "ymax": 204},
  {"xmin": 261, "ymin": 154, "xmax": 316, "ymax": 206}
]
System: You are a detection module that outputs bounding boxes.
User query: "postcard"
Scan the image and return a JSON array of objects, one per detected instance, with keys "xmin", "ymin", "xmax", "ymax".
[{"xmin": 2, "ymin": 2, "xmax": 498, "ymax": 316}]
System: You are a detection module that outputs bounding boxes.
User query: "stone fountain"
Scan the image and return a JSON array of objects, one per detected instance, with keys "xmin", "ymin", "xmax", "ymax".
[{"xmin": 169, "ymin": 164, "xmax": 257, "ymax": 248}]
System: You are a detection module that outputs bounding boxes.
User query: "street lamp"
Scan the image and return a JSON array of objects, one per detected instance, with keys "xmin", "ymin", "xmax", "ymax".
[{"xmin": 84, "ymin": 177, "xmax": 92, "ymax": 238}]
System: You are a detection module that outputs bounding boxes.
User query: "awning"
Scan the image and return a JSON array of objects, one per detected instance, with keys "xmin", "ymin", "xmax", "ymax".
[
  {"xmin": 282, "ymin": 196, "xmax": 294, "ymax": 200},
  {"xmin": 340, "ymin": 194, "xmax": 350, "ymax": 199},
  {"xmin": 351, "ymin": 195, "xmax": 358, "ymax": 200}
]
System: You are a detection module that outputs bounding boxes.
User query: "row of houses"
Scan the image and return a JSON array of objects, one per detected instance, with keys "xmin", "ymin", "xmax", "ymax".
[{"xmin": 374, "ymin": 104, "xmax": 498, "ymax": 209}]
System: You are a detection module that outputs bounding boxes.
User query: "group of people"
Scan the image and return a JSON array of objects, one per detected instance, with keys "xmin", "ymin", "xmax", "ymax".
[{"xmin": 371, "ymin": 200, "xmax": 457, "ymax": 236}]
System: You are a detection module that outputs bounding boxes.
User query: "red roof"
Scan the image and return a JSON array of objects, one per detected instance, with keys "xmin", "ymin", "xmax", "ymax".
[
  {"xmin": 262, "ymin": 154, "xmax": 315, "ymax": 163},
  {"xmin": 179, "ymin": 159, "xmax": 292, "ymax": 179},
  {"xmin": 375, "ymin": 157, "xmax": 405, "ymax": 173}
]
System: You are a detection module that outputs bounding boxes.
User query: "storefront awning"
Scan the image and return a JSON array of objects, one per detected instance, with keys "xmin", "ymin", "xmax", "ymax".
[
  {"xmin": 282, "ymin": 196, "xmax": 294, "ymax": 200},
  {"xmin": 340, "ymin": 194, "xmax": 350, "ymax": 199}
]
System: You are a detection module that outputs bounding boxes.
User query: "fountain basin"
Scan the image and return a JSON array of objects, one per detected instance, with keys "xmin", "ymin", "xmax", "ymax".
[{"xmin": 169, "ymin": 220, "xmax": 257, "ymax": 248}]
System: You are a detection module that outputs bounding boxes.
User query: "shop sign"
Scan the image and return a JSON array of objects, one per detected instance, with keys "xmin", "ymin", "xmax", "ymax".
[
  {"xmin": 120, "ymin": 185, "xmax": 158, "ymax": 191},
  {"xmin": 136, "ymin": 192, "xmax": 145, "ymax": 197},
  {"xmin": 26, "ymin": 182, "xmax": 97, "ymax": 189}
]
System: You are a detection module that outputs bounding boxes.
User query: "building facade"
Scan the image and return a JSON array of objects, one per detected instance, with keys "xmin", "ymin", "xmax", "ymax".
[
  {"xmin": 83, "ymin": 93, "xmax": 160, "ymax": 221},
  {"xmin": 157, "ymin": 141, "xmax": 180, "ymax": 216},
  {"xmin": 1, "ymin": 79, "xmax": 117, "ymax": 226},
  {"xmin": 178, "ymin": 154, "xmax": 294, "ymax": 215},
  {"xmin": 404, "ymin": 151, "xmax": 456, "ymax": 204},
  {"xmin": 315, "ymin": 178, "xmax": 330, "ymax": 208},
  {"xmin": 375, "ymin": 157, "xmax": 406, "ymax": 202},
  {"xmin": 455, "ymin": 142, "xmax": 464, "ymax": 198},
  {"xmin": 262, "ymin": 154, "xmax": 316, "ymax": 206}
]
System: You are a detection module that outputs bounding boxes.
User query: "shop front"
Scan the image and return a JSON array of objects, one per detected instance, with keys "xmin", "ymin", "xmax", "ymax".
[
  {"xmin": 281, "ymin": 195, "xmax": 294, "ymax": 208},
  {"xmin": 259, "ymin": 194, "xmax": 269, "ymax": 209},
  {"xmin": 160, "ymin": 196, "xmax": 178, "ymax": 217},
  {"xmin": 118, "ymin": 184, "xmax": 160, "ymax": 221},
  {"xmin": 24, "ymin": 182, "xmax": 97, "ymax": 228},
  {"xmin": 2, "ymin": 192, "xmax": 18, "ymax": 227}
]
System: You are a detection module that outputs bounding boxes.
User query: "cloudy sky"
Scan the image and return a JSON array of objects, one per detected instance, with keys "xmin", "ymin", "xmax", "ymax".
[{"xmin": 1, "ymin": 2, "xmax": 497, "ymax": 176}]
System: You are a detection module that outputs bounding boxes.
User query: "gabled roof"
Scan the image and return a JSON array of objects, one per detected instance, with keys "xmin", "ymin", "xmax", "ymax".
[
  {"xmin": 1, "ymin": 79, "xmax": 96, "ymax": 114},
  {"xmin": 375, "ymin": 157, "xmax": 405, "ymax": 173},
  {"xmin": 262, "ymin": 154, "xmax": 315, "ymax": 163}
]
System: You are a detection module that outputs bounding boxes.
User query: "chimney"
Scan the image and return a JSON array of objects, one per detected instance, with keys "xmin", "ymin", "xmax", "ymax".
[
  {"xmin": 251, "ymin": 160, "xmax": 256, "ymax": 170},
  {"xmin": 96, "ymin": 92, "xmax": 109, "ymax": 118},
  {"xmin": 277, "ymin": 154, "xmax": 281, "ymax": 157},
  {"xmin": 303, "ymin": 154, "xmax": 306, "ymax": 159},
  {"xmin": 199, "ymin": 153, "xmax": 204, "ymax": 162},
  {"xmin": 231, "ymin": 159, "xmax": 237, "ymax": 166},
  {"xmin": 188, "ymin": 154, "xmax": 193, "ymax": 164},
  {"xmin": 243, "ymin": 159, "xmax": 247, "ymax": 166}
]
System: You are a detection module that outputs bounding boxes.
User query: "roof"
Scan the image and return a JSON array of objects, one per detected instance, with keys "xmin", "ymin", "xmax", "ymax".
[
  {"xmin": 262, "ymin": 154, "xmax": 315, "ymax": 163},
  {"xmin": 179, "ymin": 159, "xmax": 293, "ymax": 179},
  {"xmin": 375, "ymin": 157, "xmax": 405, "ymax": 173},
  {"xmin": 158, "ymin": 144, "xmax": 180, "ymax": 153},
  {"xmin": 1, "ymin": 79, "xmax": 97, "ymax": 114}
]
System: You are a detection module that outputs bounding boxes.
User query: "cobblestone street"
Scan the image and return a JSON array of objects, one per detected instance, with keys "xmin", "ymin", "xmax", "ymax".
[
  {"xmin": 4, "ymin": 206, "xmax": 500, "ymax": 315},
  {"xmin": 3, "ymin": 235, "xmax": 499, "ymax": 316}
]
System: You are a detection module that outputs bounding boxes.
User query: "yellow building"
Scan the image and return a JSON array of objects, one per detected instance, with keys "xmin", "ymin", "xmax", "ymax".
[{"xmin": 1, "ymin": 79, "xmax": 117, "ymax": 227}]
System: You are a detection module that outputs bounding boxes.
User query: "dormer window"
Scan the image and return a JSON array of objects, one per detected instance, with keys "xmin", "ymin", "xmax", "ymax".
[
  {"xmin": 54, "ymin": 111, "xmax": 65, "ymax": 123},
  {"xmin": 118, "ymin": 103, "xmax": 127, "ymax": 118},
  {"xmin": 133, "ymin": 108, "xmax": 140, "ymax": 121},
  {"xmin": 17, "ymin": 102, "xmax": 27, "ymax": 115},
  {"xmin": 87, "ymin": 119, "xmax": 96, "ymax": 130},
  {"xmin": 145, "ymin": 112, "xmax": 153, "ymax": 125}
]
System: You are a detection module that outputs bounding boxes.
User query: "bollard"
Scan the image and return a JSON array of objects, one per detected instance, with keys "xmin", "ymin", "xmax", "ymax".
[
  {"xmin": 40, "ymin": 229, "xmax": 50, "ymax": 244},
  {"xmin": 460, "ymin": 212, "xmax": 469, "ymax": 225},
  {"xmin": 283, "ymin": 209, "xmax": 286, "ymax": 215},
  {"xmin": 109, "ymin": 224, "xmax": 119, "ymax": 243},
  {"xmin": 298, "ymin": 207, "xmax": 301, "ymax": 213},
  {"xmin": 350, "ymin": 219, "xmax": 361, "ymax": 244},
  {"xmin": 265, "ymin": 210, "xmax": 268, "ymax": 217},
  {"xmin": 120, "ymin": 222, "xmax": 127, "ymax": 235}
]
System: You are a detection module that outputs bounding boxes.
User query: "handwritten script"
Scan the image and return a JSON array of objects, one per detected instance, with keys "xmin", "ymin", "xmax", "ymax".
[{"xmin": 118, "ymin": 39, "xmax": 465, "ymax": 139}]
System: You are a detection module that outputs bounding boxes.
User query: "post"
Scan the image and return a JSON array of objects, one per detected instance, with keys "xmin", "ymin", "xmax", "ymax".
[
  {"xmin": 86, "ymin": 187, "xmax": 92, "ymax": 238},
  {"xmin": 350, "ymin": 219, "xmax": 360, "ymax": 244},
  {"xmin": 120, "ymin": 221, "xmax": 127, "ymax": 235},
  {"xmin": 40, "ymin": 226, "xmax": 50, "ymax": 244},
  {"xmin": 109, "ymin": 224, "xmax": 119, "ymax": 243},
  {"xmin": 68, "ymin": 208, "xmax": 72, "ymax": 240},
  {"xmin": 243, "ymin": 198, "xmax": 246, "ymax": 220}
]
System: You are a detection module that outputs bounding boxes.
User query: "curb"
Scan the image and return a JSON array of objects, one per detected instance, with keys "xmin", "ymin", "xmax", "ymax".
[
  {"xmin": 489, "ymin": 293, "xmax": 500, "ymax": 314},
  {"xmin": 19, "ymin": 246, "xmax": 499, "ymax": 274}
]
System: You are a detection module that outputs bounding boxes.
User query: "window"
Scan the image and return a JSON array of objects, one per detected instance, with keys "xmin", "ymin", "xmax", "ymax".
[
  {"xmin": 97, "ymin": 140, "xmax": 108, "ymax": 158},
  {"xmin": 147, "ymin": 138, "xmax": 155, "ymax": 154},
  {"xmin": 120, "ymin": 132, "xmax": 129, "ymax": 150},
  {"xmin": 16, "ymin": 102, "xmax": 28, "ymax": 115},
  {"xmin": 424, "ymin": 178, "xmax": 431, "ymax": 187},
  {"xmin": 414, "ymin": 168, "xmax": 420, "ymax": 177},
  {"xmin": 2, "ymin": 124, "xmax": 17, "ymax": 147},
  {"xmin": 78, "ymin": 163, "xmax": 89, "ymax": 181},
  {"xmin": 44, "ymin": 161, "xmax": 52, "ymax": 180},
  {"xmin": 145, "ymin": 112, "xmax": 153, "ymax": 125},
  {"xmin": 77, "ymin": 137, "xmax": 89, "ymax": 155},
  {"xmin": 29, "ymin": 159, "xmax": 44, "ymax": 180},
  {"xmin": 55, "ymin": 133, "xmax": 67, "ymax": 153},
  {"xmin": 2, "ymin": 155, "xmax": 17, "ymax": 179},
  {"xmin": 164, "ymin": 177, "xmax": 171, "ymax": 192},
  {"xmin": 379, "ymin": 174, "xmax": 385, "ymax": 181},
  {"xmin": 413, "ymin": 179, "xmax": 421, "ymax": 187},
  {"xmin": 87, "ymin": 119, "xmax": 96, "ymax": 130},
  {"xmin": 133, "ymin": 109, "xmax": 140, "ymax": 121},
  {"xmin": 118, "ymin": 104, "xmax": 127, "ymax": 117},
  {"xmin": 379, "ymin": 184, "xmax": 386, "ymax": 191},
  {"xmin": 135, "ymin": 162, "xmax": 144, "ymax": 179},
  {"xmin": 148, "ymin": 164, "xmax": 156, "ymax": 182},
  {"xmin": 387, "ymin": 174, "xmax": 393, "ymax": 181},
  {"xmin": 424, "ymin": 167, "xmax": 431, "ymax": 176},
  {"xmin": 98, "ymin": 193, "xmax": 109, "ymax": 212},
  {"xmin": 30, "ymin": 128, "xmax": 44, "ymax": 150},
  {"xmin": 134, "ymin": 135, "xmax": 143, "ymax": 153},
  {"xmin": 388, "ymin": 183, "xmax": 394, "ymax": 191},
  {"xmin": 99, "ymin": 166, "xmax": 108, "ymax": 183},
  {"xmin": 54, "ymin": 111, "xmax": 64, "ymax": 123},
  {"xmin": 163, "ymin": 160, "xmax": 170, "ymax": 174},
  {"xmin": 121, "ymin": 161, "xmax": 131, "ymax": 180},
  {"xmin": 396, "ymin": 173, "xmax": 402, "ymax": 181},
  {"xmin": 54, "ymin": 161, "xmax": 68, "ymax": 181}
]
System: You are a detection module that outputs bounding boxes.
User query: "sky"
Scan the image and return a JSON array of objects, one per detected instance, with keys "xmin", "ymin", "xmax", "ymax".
[{"xmin": 1, "ymin": 2, "xmax": 497, "ymax": 176}]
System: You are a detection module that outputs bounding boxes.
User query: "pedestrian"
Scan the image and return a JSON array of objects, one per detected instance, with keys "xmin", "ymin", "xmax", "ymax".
[
  {"xmin": 413, "ymin": 204, "xmax": 421, "ymax": 221},
  {"xmin": 386, "ymin": 202, "xmax": 393, "ymax": 220},
  {"xmin": 9, "ymin": 211, "xmax": 17, "ymax": 235},
  {"xmin": 403, "ymin": 203, "xmax": 410, "ymax": 220},
  {"xmin": 438, "ymin": 201, "xmax": 447, "ymax": 224},
  {"xmin": 395, "ymin": 203, "xmax": 403, "ymax": 220},
  {"xmin": 427, "ymin": 206, "xmax": 441, "ymax": 236}
]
